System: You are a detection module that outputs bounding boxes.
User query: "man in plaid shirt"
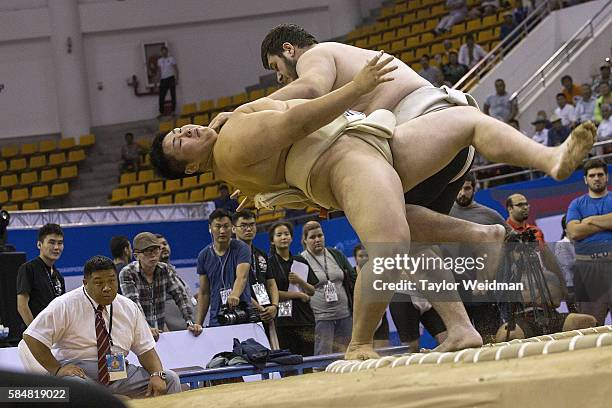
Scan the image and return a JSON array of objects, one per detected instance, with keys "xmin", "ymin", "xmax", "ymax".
[{"xmin": 119, "ymin": 232, "xmax": 202, "ymax": 340}]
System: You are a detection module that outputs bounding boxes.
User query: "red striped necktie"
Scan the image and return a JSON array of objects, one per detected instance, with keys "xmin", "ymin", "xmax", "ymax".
[{"xmin": 95, "ymin": 304, "xmax": 111, "ymax": 385}]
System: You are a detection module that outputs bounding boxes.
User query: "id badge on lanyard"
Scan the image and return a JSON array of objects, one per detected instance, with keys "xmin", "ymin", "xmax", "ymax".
[
  {"xmin": 106, "ymin": 353, "xmax": 127, "ymax": 381},
  {"xmin": 278, "ymin": 300, "xmax": 292, "ymax": 317},
  {"xmin": 252, "ymin": 283, "xmax": 271, "ymax": 306},
  {"xmin": 220, "ymin": 288, "xmax": 232, "ymax": 305},
  {"xmin": 324, "ymin": 281, "xmax": 338, "ymax": 303}
]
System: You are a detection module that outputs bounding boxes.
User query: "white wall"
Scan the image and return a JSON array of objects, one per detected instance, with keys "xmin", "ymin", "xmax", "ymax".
[{"xmin": 0, "ymin": 0, "xmax": 374, "ymax": 139}]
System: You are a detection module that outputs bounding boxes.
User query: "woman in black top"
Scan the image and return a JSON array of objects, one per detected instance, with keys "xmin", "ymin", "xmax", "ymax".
[{"xmin": 267, "ymin": 221, "xmax": 318, "ymax": 357}]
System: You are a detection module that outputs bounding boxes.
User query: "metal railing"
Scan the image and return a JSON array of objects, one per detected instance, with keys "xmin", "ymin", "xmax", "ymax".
[
  {"xmin": 453, "ymin": 0, "xmax": 553, "ymax": 92},
  {"xmin": 509, "ymin": 0, "xmax": 612, "ymax": 107}
]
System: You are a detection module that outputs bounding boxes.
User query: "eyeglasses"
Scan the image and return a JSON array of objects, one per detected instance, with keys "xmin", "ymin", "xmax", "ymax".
[
  {"xmin": 139, "ymin": 246, "xmax": 161, "ymax": 256},
  {"xmin": 211, "ymin": 224, "xmax": 232, "ymax": 231},
  {"xmin": 236, "ymin": 222, "xmax": 256, "ymax": 230}
]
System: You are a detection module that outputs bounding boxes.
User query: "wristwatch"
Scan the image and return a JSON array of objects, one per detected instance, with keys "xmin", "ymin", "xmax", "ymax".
[{"xmin": 150, "ymin": 371, "xmax": 167, "ymax": 381}]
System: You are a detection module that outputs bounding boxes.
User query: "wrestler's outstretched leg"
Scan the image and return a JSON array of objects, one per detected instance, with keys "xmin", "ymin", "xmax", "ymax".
[{"xmin": 390, "ymin": 107, "xmax": 597, "ymax": 191}]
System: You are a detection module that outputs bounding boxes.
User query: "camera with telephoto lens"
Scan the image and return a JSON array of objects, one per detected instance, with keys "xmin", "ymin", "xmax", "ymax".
[
  {"xmin": 506, "ymin": 228, "xmax": 538, "ymax": 243},
  {"xmin": 217, "ymin": 301, "xmax": 261, "ymax": 326}
]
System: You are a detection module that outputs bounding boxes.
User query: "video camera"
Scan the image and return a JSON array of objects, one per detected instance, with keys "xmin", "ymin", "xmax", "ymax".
[
  {"xmin": 217, "ymin": 301, "xmax": 261, "ymax": 326},
  {"xmin": 506, "ymin": 228, "xmax": 538, "ymax": 243}
]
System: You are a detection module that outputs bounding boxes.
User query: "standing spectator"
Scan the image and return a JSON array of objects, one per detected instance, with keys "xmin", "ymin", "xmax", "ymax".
[
  {"xmin": 500, "ymin": 12, "xmax": 517, "ymax": 41},
  {"xmin": 554, "ymin": 93, "xmax": 577, "ymax": 128},
  {"xmin": 433, "ymin": 0, "xmax": 468, "ymax": 35},
  {"xmin": 156, "ymin": 45, "xmax": 179, "ymax": 117},
  {"xmin": 512, "ymin": 0, "xmax": 529, "ymax": 25},
  {"xmin": 592, "ymin": 64, "xmax": 611, "ymax": 95},
  {"xmin": 484, "ymin": 79, "xmax": 518, "ymax": 123},
  {"xmin": 458, "ymin": 33, "xmax": 487, "ymax": 69},
  {"xmin": 441, "ymin": 50, "xmax": 469, "ymax": 86},
  {"xmin": 301, "ymin": 221, "xmax": 354, "ymax": 355},
  {"xmin": 554, "ymin": 215, "xmax": 577, "ymax": 312},
  {"xmin": 195, "ymin": 209, "xmax": 251, "ymax": 328},
  {"xmin": 232, "ymin": 210, "xmax": 280, "ymax": 328},
  {"xmin": 548, "ymin": 114, "xmax": 571, "ymax": 146},
  {"xmin": 109, "ymin": 235, "xmax": 132, "ymax": 291},
  {"xmin": 120, "ymin": 133, "xmax": 142, "ymax": 173},
  {"xmin": 214, "ymin": 184, "xmax": 238, "ymax": 213},
  {"xmin": 120, "ymin": 232, "xmax": 200, "ymax": 339},
  {"xmin": 594, "ymin": 82, "xmax": 612, "ymax": 123},
  {"xmin": 268, "ymin": 221, "xmax": 318, "ymax": 357},
  {"xmin": 575, "ymin": 83, "xmax": 597, "ymax": 124},
  {"xmin": 352, "ymin": 243, "xmax": 369, "ymax": 276},
  {"xmin": 531, "ymin": 116, "xmax": 550, "ymax": 145},
  {"xmin": 16, "ymin": 223, "xmax": 66, "ymax": 327},
  {"xmin": 566, "ymin": 159, "xmax": 612, "ymax": 325},
  {"xmin": 418, "ymin": 54, "xmax": 444, "ymax": 86},
  {"xmin": 560, "ymin": 75, "xmax": 582, "ymax": 105},
  {"xmin": 596, "ymin": 104, "xmax": 612, "ymax": 155},
  {"xmin": 23, "ymin": 256, "xmax": 182, "ymax": 397}
]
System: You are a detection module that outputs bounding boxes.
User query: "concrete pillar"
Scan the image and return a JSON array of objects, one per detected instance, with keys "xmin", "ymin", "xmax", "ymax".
[{"xmin": 48, "ymin": 0, "xmax": 91, "ymax": 137}]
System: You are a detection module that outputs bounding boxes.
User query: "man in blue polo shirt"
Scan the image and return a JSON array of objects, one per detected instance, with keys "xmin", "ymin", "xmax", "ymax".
[
  {"xmin": 566, "ymin": 159, "xmax": 612, "ymax": 325},
  {"xmin": 195, "ymin": 209, "xmax": 251, "ymax": 327}
]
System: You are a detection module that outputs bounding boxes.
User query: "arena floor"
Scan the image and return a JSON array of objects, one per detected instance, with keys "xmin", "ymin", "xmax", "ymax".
[{"xmin": 129, "ymin": 329, "xmax": 612, "ymax": 408}]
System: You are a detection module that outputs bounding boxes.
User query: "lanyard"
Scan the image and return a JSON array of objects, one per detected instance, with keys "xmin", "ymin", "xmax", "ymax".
[
  {"xmin": 249, "ymin": 251, "xmax": 258, "ymax": 283},
  {"xmin": 307, "ymin": 249, "xmax": 330, "ymax": 281},
  {"xmin": 83, "ymin": 287, "xmax": 114, "ymax": 346},
  {"xmin": 40, "ymin": 258, "xmax": 61, "ymax": 297},
  {"xmin": 210, "ymin": 245, "xmax": 231, "ymax": 289},
  {"xmin": 273, "ymin": 252, "xmax": 293, "ymax": 288}
]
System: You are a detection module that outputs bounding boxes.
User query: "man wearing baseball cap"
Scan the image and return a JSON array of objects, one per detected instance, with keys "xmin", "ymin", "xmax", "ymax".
[
  {"xmin": 531, "ymin": 117, "xmax": 550, "ymax": 146},
  {"xmin": 119, "ymin": 232, "xmax": 202, "ymax": 340}
]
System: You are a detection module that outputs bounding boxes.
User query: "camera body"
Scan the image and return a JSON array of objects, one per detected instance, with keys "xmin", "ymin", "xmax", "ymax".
[
  {"xmin": 217, "ymin": 301, "xmax": 261, "ymax": 326},
  {"xmin": 507, "ymin": 228, "xmax": 538, "ymax": 243}
]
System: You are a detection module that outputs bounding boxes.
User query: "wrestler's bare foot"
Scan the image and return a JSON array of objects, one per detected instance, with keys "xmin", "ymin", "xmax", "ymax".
[
  {"xmin": 433, "ymin": 325, "xmax": 482, "ymax": 352},
  {"xmin": 549, "ymin": 121, "xmax": 597, "ymax": 181},
  {"xmin": 345, "ymin": 342, "xmax": 380, "ymax": 360}
]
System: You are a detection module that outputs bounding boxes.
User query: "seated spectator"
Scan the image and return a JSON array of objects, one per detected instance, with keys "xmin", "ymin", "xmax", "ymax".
[
  {"xmin": 554, "ymin": 93, "xmax": 577, "ymax": 128},
  {"xmin": 512, "ymin": 0, "xmax": 529, "ymax": 25},
  {"xmin": 418, "ymin": 54, "xmax": 444, "ymax": 86},
  {"xmin": 531, "ymin": 117, "xmax": 550, "ymax": 145},
  {"xmin": 267, "ymin": 221, "xmax": 318, "ymax": 357},
  {"xmin": 301, "ymin": 221, "xmax": 354, "ymax": 355},
  {"xmin": 109, "ymin": 236, "xmax": 131, "ymax": 293},
  {"xmin": 594, "ymin": 82, "xmax": 612, "ymax": 123},
  {"xmin": 596, "ymin": 103, "xmax": 612, "ymax": 155},
  {"xmin": 536, "ymin": 110, "xmax": 553, "ymax": 129},
  {"xmin": 214, "ymin": 184, "xmax": 238, "ymax": 213},
  {"xmin": 575, "ymin": 83, "xmax": 597, "ymax": 124},
  {"xmin": 442, "ymin": 50, "xmax": 469, "ymax": 86},
  {"xmin": 500, "ymin": 12, "xmax": 518, "ymax": 40},
  {"xmin": 469, "ymin": 0, "xmax": 499, "ymax": 18},
  {"xmin": 433, "ymin": 0, "xmax": 468, "ymax": 35},
  {"xmin": 458, "ymin": 33, "xmax": 487, "ymax": 69},
  {"xmin": 120, "ymin": 133, "xmax": 142, "ymax": 173},
  {"xmin": 23, "ymin": 256, "xmax": 182, "ymax": 397},
  {"xmin": 120, "ymin": 232, "xmax": 201, "ymax": 340},
  {"xmin": 560, "ymin": 75, "xmax": 582, "ymax": 105},
  {"xmin": 592, "ymin": 64, "xmax": 611, "ymax": 95},
  {"xmin": 435, "ymin": 39, "xmax": 454, "ymax": 65},
  {"xmin": 548, "ymin": 114, "xmax": 571, "ymax": 146},
  {"xmin": 484, "ymin": 79, "xmax": 518, "ymax": 123}
]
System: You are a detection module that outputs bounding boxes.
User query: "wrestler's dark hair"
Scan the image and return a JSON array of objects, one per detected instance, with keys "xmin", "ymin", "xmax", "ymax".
[
  {"xmin": 261, "ymin": 24, "xmax": 318, "ymax": 69},
  {"xmin": 109, "ymin": 236, "xmax": 130, "ymax": 259},
  {"xmin": 464, "ymin": 172, "xmax": 477, "ymax": 189},
  {"xmin": 150, "ymin": 132, "xmax": 189, "ymax": 180},
  {"xmin": 38, "ymin": 223, "xmax": 63, "ymax": 243},
  {"xmin": 583, "ymin": 158, "xmax": 607, "ymax": 176},
  {"xmin": 209, "ymin": 209, "xmax": 232, "ymax": 224},
  {"xmin": 268, "ymin": 221, "xmax": 294, "ymax": 243},
  {"xmin": 353, "ymin": 243, "xmax": 365, "ymax": 259},
  {"xmin": 83, "ymin": 255, "xmax": 116, "ymax": 279},
  {"xmin": 232, "ymin": 210, "xmax": 256, "ymax": 225}
]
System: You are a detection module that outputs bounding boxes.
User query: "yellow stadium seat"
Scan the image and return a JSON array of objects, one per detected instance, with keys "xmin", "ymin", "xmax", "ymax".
[
  {"xmin": 159, "ymin": 120, "xmax": 174, "ymax": 133},
  {"xmin": 198, "ymin": 172, "xmax": 214, "ymax": 184},
  {"xmin": 424, "ymin": 18, "xmax": 438, "ymax": 31},
  {"xmin": 136, "ymin": 138, "xmax": 151, "ymax": 151},
  {"xmin": 58, "ymin": 137, "xmax": 76, "ymax": 151},
  {"xmin": 79, "ymin": 134, "xmax": 96, "ymax": 148},
  {"xmin": 39, "ymin": 139, "xmax": 57, "ymax": 154},
  {"xmin": 415, "ymin": 47, "xmax": 429, "ymax": 59},
  {"xmin": 157, "ymin": 194, "xmax": 173, "ymax": 205},
  {"xmin": 355, "ymin": 38, "xmax": 368, "ymax": 48},
  {"xmin": 1, "ymin": 145, "xmax": 18, "ymax": 159},
  {"xmin": 380, "ymin": 6, "xmax": 394, "ymax": 18},
  {"xmin": 198, "ymin": 99, "xmax": 215, "ymax": 112},
  {"xmin": 1, "ymin": 174, "xmax": 18, "ymax": 189},
  {"xmin": 216, "ymin": 96, "xmax": 232, "ymax": 109},
  {"xmin": 369, "ymin": 33, "xmax": 382, "ymax": 47},
  {"xmin": 0, "ymin": 161, "xmax": 6, "ymax": 173},
  {"xmin": 397, "ymin": 26, "xmax": 411, "ymax": 39},
  {"xmin": 388, "ymin": 17, "xmax": 403, "ymax": 30},
  {"xmin": 48, "ymin": 152, "xmax": 66, "ymax": 167},
  {"xmin": 181, "ymin": 176, "xmax": 198, "ymax": 190},
  {"xmin": 430, "ymin": 42, "xmax": 445, "ymax": 55},
  {"xmin": 180, "ymin": 102, "xmax": 197, "ymax": 116},
  {"xmin": 400, "ymin": 50, "xmax": 415, "ymax": 62},
  {"xmin": 128, "ymin": 184, "xmax": 145, "ymax": 200},
  {"xmin": 203, "ymin": 186, "xmax": 219, "ymax": 201},
  {"xmin": 175, "ymin": 117, "xmax": 190, "ymax": 128},
  {"xmin": 67, "ymin": 149, "xmax": 86, "ymax": 164},
  {"xmin": 9, "ymin": 158, "xmax": 27, "ymax": 172},
  {"xmin": 420, "ymin": 32, "xmax": 434, "ymax": 44},
  {"xmin": 390, "ymin": 39, "xmax": 406, "ymax": 53},
  {"xmin": 40, "ymin": 168, "xmax": 58, "ymax": 183},
  {"xmin": 164, "ymin": 179, "xmax": 181, "ymax": 193},
  {"xmin": 478, "ymin": 28, "xmax": 495, "ymax": 43},
  {"xmin": 257, "ymin": 211, "xmax": 285, "ymax": 223},
  {"xmin": 139, "ymin": 198, "xmax": 156, "ymax": 205},
  {"xmin": 416, "ymin": 9, "xmax": 429, "ymax": 20},
  {"xmin": 395, "ymin": 3, "xmax": 409, "ymax": 14},
  {"xmin": 265, "ymin": 86, "xmax": 279, "ymax": 95},
  {"xmin": 248, "ymin": 89, "xmax": 265, "ymax": 101},
  {"xmin": 145, "ymin": 181, "xmax": 163, "ymax": 197},
  {"xmin": 110, "ymin": 187, "xmax": 127, "ymax": 204},
  {"xmin": 0, "ymin": 190, "xmax": 9, "ymax": 204},
  {"xmin": 119, "ymin": 172, "xmax": 137, "ymax": 186},
  {"xmin": 30, "ymin": 188, "xmax": 48, "ymax": 205},
  {"xmin": 232, "ymin": 93, "xmax": 248, "ymax": 105},
  {"xmin": 193, "ymin": 114, "xmax": 209, "ymax": 126},
  {"xmin": 50, "ymin": 182, "xmax": 69, "ymax": 198},
  {"xmin": 59, "ymin": 165, "xmax": 78, "ymax": 180},
  {"xmin": 11, "ymin": 188, "xmax": 29, "ymax": 203},
  {"xmin": 174, "ymin": 191, "xmax": 189, "ymax": 203},
  {"xmin": 2, "ymin": 203, "xmax": 18, "ymax": 211},
  {"xmin": 142, "ymin": 154, "xmax": 151, "ymax": 167},
  {"xmin": 412, "ymin": 62, "xmax": 423, "ymax": 72},
  {"xmin": 466, "ymin": 18, "xmax": 481, "ymax": 32},
  {"xmin": 189, "ymin": 188, "xmax": 204, "ymax": 203},
  {"xmin": 20, "ymin": 143, "xmax": 38, "ymax": 156},
  {"xmin": 22, "ymin": 201, "xmax": 40, "ymax": 211},
  {"xmin": 138, "ymin": 170, "xmax": 154, "ymax": 183},
  {"xmin": 405, "ymin": 36, "xmax": 419, "ymax": 48},
  {"xmin": 122, "ymin": 201, "xmax": 138, "ymax": 207},
  {"xmin": 19, "ymin": 171, "xmax": 38, "ymax": 186},
  {"xmin": 374, "ymin": 21, "xmax": 388, "ymax": 33},
  {"xmin": 482, "ymin": 14, "xmax": 500, "ymax": 28},
  {"xmin": 431, "ymin": 4, "xmax": 446, "ymax": 17}
]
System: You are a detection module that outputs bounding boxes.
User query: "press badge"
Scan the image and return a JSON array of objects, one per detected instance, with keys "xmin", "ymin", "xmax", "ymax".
[
  {"xmin": 252, "ymin": 283, "xmax": 271, "ymax": 306},
  {"xmin": 324, "ymin": 281, "xmax": 338, "ymax": 303},
  {"xmin": 278, "ymin": 300, "xmax": 292, "ymax": 317},
  {"xmin": 220, "ymin": 288, "xmax": 232, "ymax": 305},
  {"xmin": 106, "ymin": 353, "xmax": 127, "ymax": 381}
]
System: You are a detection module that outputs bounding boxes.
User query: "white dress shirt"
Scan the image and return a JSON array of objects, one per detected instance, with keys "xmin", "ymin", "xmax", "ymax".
[
  {"xmin": 157, "ymin": 56, "xmax": 176, "ymax": 79},
  {"xmin": 554, "ymin": 104, "xmax": 577, "ymax": 126},
  {"xmin": 532, "ymin": 128, "xmax": 549, "ymax": 145},
  {"xmin": 458, "ymin": 44, "xmax": 487, "ymax": 69},
  {"xmin": 575, "ymin": 96, "xmax": 597, "ymax": 123},
  {"xmin": 24, "ymin": 286, "xmax": 155, "ymax": 363}
]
